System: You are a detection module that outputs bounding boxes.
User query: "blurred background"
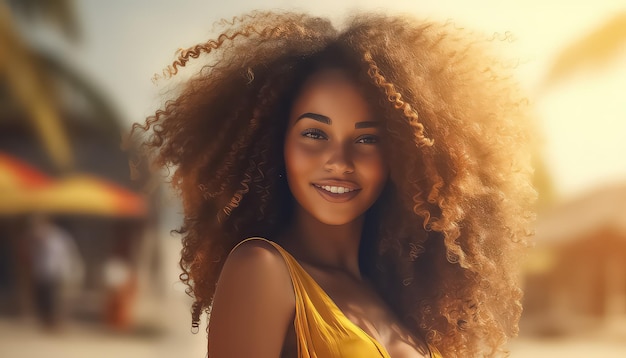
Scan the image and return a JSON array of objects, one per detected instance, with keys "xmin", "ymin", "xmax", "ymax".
[{"xmin": 0, "ymin": 0, "xmax": 624, "ymax": 357}]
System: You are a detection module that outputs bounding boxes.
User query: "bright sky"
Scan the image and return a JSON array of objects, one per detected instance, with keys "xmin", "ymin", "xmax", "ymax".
[{"xmin": 32, "ymin": 0, "xmax": 626, "ymax": 200}]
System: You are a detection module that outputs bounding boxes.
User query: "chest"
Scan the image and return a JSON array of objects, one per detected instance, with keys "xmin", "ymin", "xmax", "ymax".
[
  {"xmin": 301, "ymin": 268, "xmax": 429, "ymax": 358},
  {"xmin": 316, "ymin": 273, "xmax": 391, "ymax": 331}
]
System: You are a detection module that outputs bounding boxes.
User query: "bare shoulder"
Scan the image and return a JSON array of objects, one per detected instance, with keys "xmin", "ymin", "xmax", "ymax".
[
  {"xmin": 208, "ymin": 237, "xmax": 295, "ymax": 357},
  {"xmin": 226, "ymin": 237, "xmax": 286, "ymax": 266},
  {"xmin": 220, "ymin": 238, "xmax": 293, "ymax": 284},
  {"xmin": 216, "ymin": 237, "xmax": 294, "ymax": 304}
]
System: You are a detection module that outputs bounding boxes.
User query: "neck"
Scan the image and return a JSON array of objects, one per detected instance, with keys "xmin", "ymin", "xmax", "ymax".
[{"xmin": 281, "ymin": 206, "xmax": 364, "ymax": 279}]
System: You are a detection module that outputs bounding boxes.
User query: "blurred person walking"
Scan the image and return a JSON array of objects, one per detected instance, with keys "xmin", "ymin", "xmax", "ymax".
[{"xmin": 29, "ymin": 215, "xmax": 84, "ymax": 330}]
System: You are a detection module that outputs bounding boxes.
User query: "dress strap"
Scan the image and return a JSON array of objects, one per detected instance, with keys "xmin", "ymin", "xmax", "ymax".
[{"xmin": 428, "ymin": 343, "xmax": 442, "ymax": 358}]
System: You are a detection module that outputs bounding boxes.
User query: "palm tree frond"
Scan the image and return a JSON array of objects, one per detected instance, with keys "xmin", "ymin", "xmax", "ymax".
[
  {"xmin": 0, "ymin": 2, "xmax": 74, "ymax": 171},
  {"xmin": 544, "ymin": 12, "xmax": 626, "ymax": 87},
  {"xmin": 7, "ymin": 0, "xmax": 79, "ymax": 41}
]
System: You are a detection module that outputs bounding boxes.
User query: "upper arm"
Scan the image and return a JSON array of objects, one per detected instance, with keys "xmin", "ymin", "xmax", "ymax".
[{"xmin": 208, "ymin": 239, "xmax": 295, "ymax": 358}]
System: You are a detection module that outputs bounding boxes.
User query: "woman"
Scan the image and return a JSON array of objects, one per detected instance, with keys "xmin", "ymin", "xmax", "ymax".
[{"xmin": 132, "ymin": 11, "xmax": 535, "ymax": 357}]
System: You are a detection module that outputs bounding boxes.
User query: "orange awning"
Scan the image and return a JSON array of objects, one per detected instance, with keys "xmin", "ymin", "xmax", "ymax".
[
  {"xmin": 0, "ymin": 152, "xmax": 146, "ymax": 217},
  {"xmin": 28, "ymin": 174, "xmax": 148, "ymax": 217}
]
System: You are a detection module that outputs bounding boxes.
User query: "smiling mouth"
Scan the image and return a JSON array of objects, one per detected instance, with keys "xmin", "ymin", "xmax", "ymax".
[
  {"xmin": 312, "ymin": 184, "xmax": 360, "ymax": 202},
  {"xmin": 313, "ymin": 184, "xmax": 357, "ymax": 194}
]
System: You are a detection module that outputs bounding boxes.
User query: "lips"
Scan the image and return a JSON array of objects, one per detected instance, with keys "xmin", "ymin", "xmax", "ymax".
[
  {"xmin": 312, "ymin": 181, "xmax": 361, "ymax": 203},
  {"xmin": 316, "ymin": 185, "xmax": 356, "ymax": 194}
]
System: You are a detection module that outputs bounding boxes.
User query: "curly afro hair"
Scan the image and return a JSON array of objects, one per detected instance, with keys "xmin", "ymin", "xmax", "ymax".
[{"xmin": 132, "ymin": 11, "xmax": 536, "ymax": 357}]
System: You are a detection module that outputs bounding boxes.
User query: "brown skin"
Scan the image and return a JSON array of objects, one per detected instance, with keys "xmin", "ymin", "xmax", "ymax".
[{"xmin": 208, "ymin": 240, "xmax": 294, "ymax": 357}]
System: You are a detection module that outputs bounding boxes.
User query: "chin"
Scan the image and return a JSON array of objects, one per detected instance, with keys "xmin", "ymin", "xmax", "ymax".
[{"xmin": 311, "ymin": 212, "xmax": 363, "ymax": 227}]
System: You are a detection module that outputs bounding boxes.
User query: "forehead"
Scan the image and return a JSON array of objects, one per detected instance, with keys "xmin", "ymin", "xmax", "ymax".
[{"xmin": 289, "ymin": 70, "xmax": 373, "ymax": 123}]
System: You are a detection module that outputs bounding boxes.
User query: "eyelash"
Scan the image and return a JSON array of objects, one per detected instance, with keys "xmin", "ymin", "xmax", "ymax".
[
  {"xmin": 301, "ymin": 128, "xmax": 327, "ymax": 140},
  {"xmin": 301, "ymin": 130, "xmax": 379, "ymax": 144},
  {"xmin": 356, "ymin": 135, "xmax": 379, "ymax": 144}
]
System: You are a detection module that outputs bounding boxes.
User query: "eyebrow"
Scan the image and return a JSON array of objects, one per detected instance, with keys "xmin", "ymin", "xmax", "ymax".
[
  {"xmin": 355, "ymin": 121, "xmax": 380, "ymax": 129},
  {"xmin": 296, "ymin": 112, "xmax": 380, "ymax": 129},
  {"xmin": 296, "ymin": 112, "xmax": 331, "ymax": 124}
]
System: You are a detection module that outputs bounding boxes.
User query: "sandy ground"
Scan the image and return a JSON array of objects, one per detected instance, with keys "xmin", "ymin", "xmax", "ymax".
[
  {"xmin": 2, "ymin": 317, "xmax": 626, "ymax": 358},
  {"xmin": 509, "ymin": 338, "xmax": 626, "ymax": 358},
  {"xmin": 2, "ymin": 236, "xmax": 625, "ymax": 358}
]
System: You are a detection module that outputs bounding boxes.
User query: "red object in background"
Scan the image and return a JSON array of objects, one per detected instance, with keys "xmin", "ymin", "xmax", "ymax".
[{"xmin": 0, "ymin": 152, "xmax": 53, "ymax": 189}]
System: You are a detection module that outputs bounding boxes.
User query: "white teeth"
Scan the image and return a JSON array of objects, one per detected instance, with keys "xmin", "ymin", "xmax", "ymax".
[{"xmin": 318, "ymin": 185, "xmax": 354, "ymax": 194}]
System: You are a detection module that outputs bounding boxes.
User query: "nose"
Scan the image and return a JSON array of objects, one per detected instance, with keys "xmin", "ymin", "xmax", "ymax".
[{"xmin": 324, "ymin": 141, "xmax": 354, "ymax": 174}]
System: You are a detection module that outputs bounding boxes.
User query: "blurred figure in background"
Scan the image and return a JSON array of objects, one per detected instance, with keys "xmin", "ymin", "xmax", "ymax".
[
  {"xmin": 29, "ymin": 214, "xmax": 84, "ymax": 330},
  {"xmin": 103, "ymin": 254, "xmax": 136, "ymax": 331},
  {"xmin": 102, "ymin": 222, "xmax": 141, "ymax": 332}
]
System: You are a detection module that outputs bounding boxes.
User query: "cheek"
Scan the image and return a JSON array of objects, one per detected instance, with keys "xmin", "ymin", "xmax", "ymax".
[
  {"xmin": 358, "ymin": 153, "xmax": 389, "ymax": 187},
  {"xmin": 284, "ymin": 139, "xmax": 317, "ymax": 179}
]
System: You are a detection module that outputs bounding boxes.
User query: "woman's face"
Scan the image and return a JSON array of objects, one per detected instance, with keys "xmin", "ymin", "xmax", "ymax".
[{"xmin": 284, "ymin": 69, "xmax": 388, "ymax": 226}]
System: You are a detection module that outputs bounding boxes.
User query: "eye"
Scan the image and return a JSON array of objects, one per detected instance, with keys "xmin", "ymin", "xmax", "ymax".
[
  {"xmin": 301, "ymin": 128, "xmax": 327, "ymax": 140},
  {"xmin": 356, "ymin": 135, "xmax": 379, "ymax": 144}
]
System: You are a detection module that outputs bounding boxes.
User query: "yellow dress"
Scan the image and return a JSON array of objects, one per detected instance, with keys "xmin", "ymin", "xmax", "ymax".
[{"xmin": 235, "ymin": 238, "xmax": 442, "ymax": 358}]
